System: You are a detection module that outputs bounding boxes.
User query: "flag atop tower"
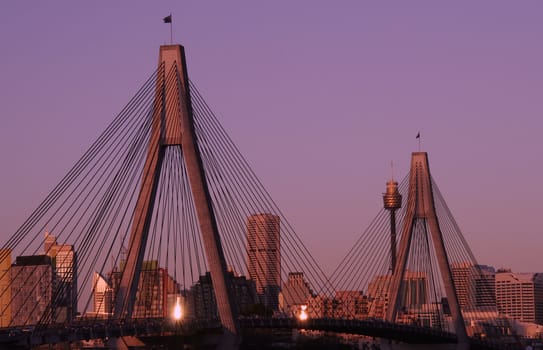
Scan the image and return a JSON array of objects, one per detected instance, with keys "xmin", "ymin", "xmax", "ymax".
[{"xmin": 163, "ymin": 14, "xmax": 173, "ymax": 44}]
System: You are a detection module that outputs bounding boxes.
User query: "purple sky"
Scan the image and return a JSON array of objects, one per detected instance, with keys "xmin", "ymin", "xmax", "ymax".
[{"xmin": 0, "ymin": 2, "xmax": 542, "ymax": 275}]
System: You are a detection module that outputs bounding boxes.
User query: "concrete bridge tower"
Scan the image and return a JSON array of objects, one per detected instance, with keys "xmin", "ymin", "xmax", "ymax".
[
  {"xmin": 113, "ymin": 45, "xmax": 239, "ymax": 343},
  {"xmin": 385, "ymin": 152, "xmax": 469, "ymax": 350}
]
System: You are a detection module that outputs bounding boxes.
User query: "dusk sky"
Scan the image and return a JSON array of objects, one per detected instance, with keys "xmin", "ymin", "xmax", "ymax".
[{"xmin": 0, "ymin": 2, "xmax": 541, "ymax": 275}]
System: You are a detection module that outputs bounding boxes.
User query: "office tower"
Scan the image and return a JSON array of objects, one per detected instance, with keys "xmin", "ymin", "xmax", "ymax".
[
  {"xmin": 402, "ymin": 271, "xmax": 428, "ymax": 307},
  {"xmin": 247, "ymin": 213, "xmax": 280, "ymax": 310},
  {"xmin": 367, "ymin": 271, "xmax": 429, "ymax": 318},
  {"xmin": 451, "ymin": 262, "xmax": 475, "ymax": 309},
  {"xmin": 495, "ymin": 271, "xmax": 543, "ymax": 324},
  {"xmin": 11, "ymin": 255, "xmax": 55, "ymax": 326},
  {"xmin": 93, "ymin": 272, "xmax": 113, "ymax": 316},
  {"xmin": 109, "ymin": 260, "xmax": 180, "ymax": 318},
  {"xmin": 280, "ymin": 272, "xmax": 313, "ymax": 314},
  {"xmin": 474, "ymin": 265, "xmax": 496, "ymax": 308},
  {"xmin": 451, "ymin": 262, "xmax": 496, "ymax": 310},
  {"xmin": 44, "ymin": 232, "xmax": 77, "ymax": 322},
  {"xmin": 190, "ymin": 272, "xmax": 217, "ymax": 320},
  {"xmin": 0, "ymin": 249, "xmax": 11, "ymax": 327},
  {"xmin": 189, "ymin": 271, "xmax": 256, "ymax": 319},
  {"xmin": 451, "ymin": 261, "xmax": 476, "ymax": 310},
  {"xmin": 133, "ymin": 262, "xmax": 180, "ymax": 318}
]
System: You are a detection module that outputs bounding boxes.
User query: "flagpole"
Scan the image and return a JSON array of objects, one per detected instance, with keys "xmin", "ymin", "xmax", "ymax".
[{"xmin": 163, "ymin": 14, "xmax": 173, "ymax": 43}]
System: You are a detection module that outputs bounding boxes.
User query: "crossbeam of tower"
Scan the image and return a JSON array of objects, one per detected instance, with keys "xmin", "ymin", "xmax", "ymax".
[
  {"xmin": 386, "ymin": 152, "xmax": 469, "ymax": 350},
  {"xmin": 113, "ymin": 45, "xmax": 239, "ymax": 337}
]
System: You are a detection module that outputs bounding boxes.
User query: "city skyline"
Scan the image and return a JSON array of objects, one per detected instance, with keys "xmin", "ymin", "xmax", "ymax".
[
  {"xmin": 1, "ymin": 225, "xmax": 541, "ymax": 336},
  {"xmin": 1, "ymin": 2, "xmax": 542, "ymax": 275}
]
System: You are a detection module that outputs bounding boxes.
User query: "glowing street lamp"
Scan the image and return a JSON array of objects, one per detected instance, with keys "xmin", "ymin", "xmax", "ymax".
[
  {"xmin": 173, "ymin": 296, "xmax": 183, "ymax": 321},
  {"xmin": 298, "ymin": 304, "xmax": 308, "ymax": 321}
]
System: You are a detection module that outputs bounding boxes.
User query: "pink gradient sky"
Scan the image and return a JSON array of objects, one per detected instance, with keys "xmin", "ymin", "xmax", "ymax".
[{"xmin": 0, "ymin": 2, "xmax": 541, "ymax": 274}]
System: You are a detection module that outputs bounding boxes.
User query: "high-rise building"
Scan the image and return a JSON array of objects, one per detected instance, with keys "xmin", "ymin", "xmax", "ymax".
[
  {"xmin": 451, "ymin": 262, "xmax": 475, "ymax": 309},
  {"xmin": 474, "ymin": 265, "xmax": 496, "ymax": 309},
  {"xmin": 190, "ymin": 272, "xmax": 217, "ymax": 320},
  {"xmin": 402, "ymin": 271, "xmax": 428, "ymax": 307},
  {"xmin": 367, "ymin": 271, "xmax": 428, "ymax": 318},
  {"xmin": 189, "ymin": 271, "xmax": 257, "ymax": 319},
  {"xmin": 11, "ymin": 255, "xmax": 55, "ymax": 326},
  {"xmin": 451, "ymin": 262, "xmax": 496, "ymax": 310},
  {"xmin": 246, "ymin": 213, "xmax": 280, "ymax": 310},
  {"xmin": 279, "ymin": 272, "xmax": 313, "ymax": 315},
  {"xmin": 495, "ymin": 271, "xmax": 543, "ymax": 324},
  {"xmin": 109, "ymin": 260, "xmax": 180, "ymax": 318},
  {"xmin": 93, "ymin": 272, "xmax": 113, "ymax": 317},
  {"xmin": 44, "ymin": 232, "xmax": 77, "ymax": 322},
  {"xmin": 0, "ymin": 249, "xmax": 11, "ymax": 327}
]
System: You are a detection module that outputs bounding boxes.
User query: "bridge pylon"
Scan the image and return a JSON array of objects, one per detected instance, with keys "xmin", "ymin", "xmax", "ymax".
[
  {"xmin": 385, "ymin": 152, "xmax": 469, "ymax": 350},
  {"xmin": 113, "ymin": 45, "xmax": 240, "ymax": 340}
]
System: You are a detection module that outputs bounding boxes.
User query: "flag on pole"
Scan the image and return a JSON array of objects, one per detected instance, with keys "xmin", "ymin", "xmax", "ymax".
[
  {"xmin": 163, "ymin": 14, "xmax": 173, "ymax": 44},
  {"xmin": 416, "ymin": 132, "xmax": 420, "ymax": 139}
]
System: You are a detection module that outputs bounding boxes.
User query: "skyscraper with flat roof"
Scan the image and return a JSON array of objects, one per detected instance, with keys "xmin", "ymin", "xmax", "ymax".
[
  {"xmin": 451, "ymin": 262, "xmax": 475, "ymax": 309},
  {"xmin": 367, "ymin": 271, "xmax": 429, "ymax": 319},
  {"xmin": 109, "ymin": 260, "xmax": 180, "ymax": 318},
  {"xmin": 44, "ymin": 232, "xmax": 77, "ymax": 322},
  {"xmin": 247, "ymin": 213, "xmax": 280, "ymax": 310},
  {"xmin": 11, "ymin": 255, "xmax": 55, "ymax": 326},
  {"xmin": 451, "ymin": 262, "xmax": 496, "ymax": 310},
  {"xmin": 402, "ymin": 271, "xmax": 428, "ymax": 307}
]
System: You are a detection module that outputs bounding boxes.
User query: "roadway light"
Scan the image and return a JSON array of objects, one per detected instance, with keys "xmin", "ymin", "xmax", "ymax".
[
  {"xmin": 298, "ymin": 305, "xmax": 308, "ymax": 321},
  {"xmin": 173, "ymin": 296, "xmax": 183, "ymax": 321}
]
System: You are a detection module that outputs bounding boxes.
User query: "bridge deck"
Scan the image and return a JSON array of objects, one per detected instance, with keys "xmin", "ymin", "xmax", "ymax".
[{"xmin": 0, "ymin": 318, "xmax": 518, "ymax": 350}]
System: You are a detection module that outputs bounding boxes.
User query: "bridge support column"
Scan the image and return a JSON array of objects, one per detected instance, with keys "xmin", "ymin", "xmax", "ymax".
[
  {"xmin": 386, "ymin": 152, "xmax": 469, "ymax": 350},
  {"xmin": 113, "ymin": 45, "xmax": 240, "ymax": 345}
]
